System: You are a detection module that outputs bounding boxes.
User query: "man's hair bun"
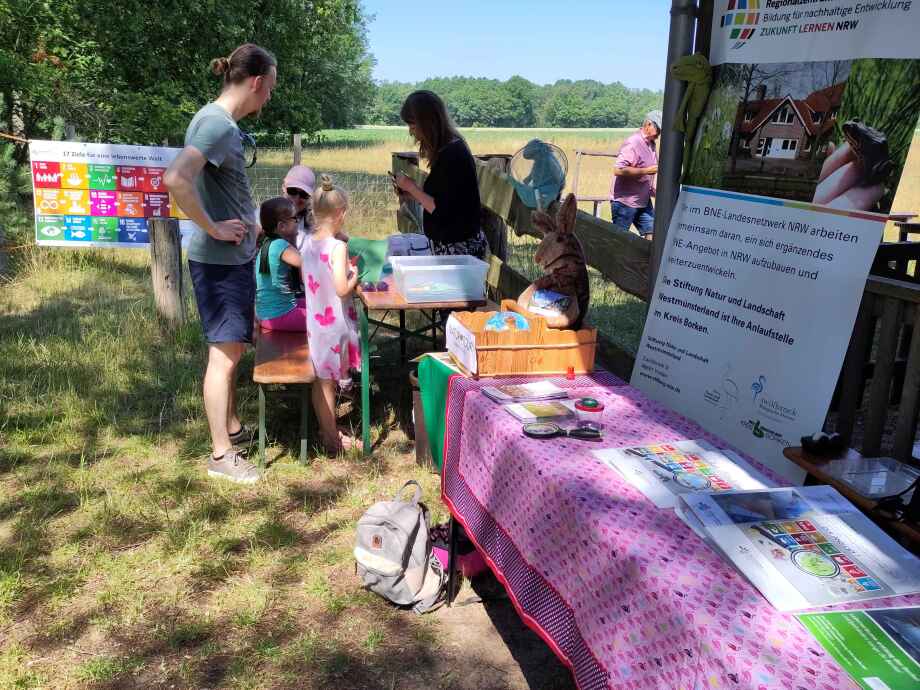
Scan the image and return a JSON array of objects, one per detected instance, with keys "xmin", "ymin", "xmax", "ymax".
[{"xmin": 210, "ymin": 56, "xmax": 231, "ymax": 76}]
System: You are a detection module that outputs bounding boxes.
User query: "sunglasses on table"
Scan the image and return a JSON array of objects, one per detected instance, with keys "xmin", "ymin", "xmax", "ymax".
[{"xmin": 286, "ymin": 187, "xmax": 310, "ymax": 199}]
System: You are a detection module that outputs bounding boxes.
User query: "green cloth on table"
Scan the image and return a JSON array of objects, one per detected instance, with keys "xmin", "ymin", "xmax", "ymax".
[
  {"xmin": 418, "ymin": 354, "xmax": 459, "ymax": 471},
  {"xmin": 347, "ymin": 237, "xmax": 389, "ymax": 282}
]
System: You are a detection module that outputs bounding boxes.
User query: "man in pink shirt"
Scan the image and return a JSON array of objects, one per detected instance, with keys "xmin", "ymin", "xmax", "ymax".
[{"xmin": 609, "ymin": 110, "xmax": 661, "ymax": 239}]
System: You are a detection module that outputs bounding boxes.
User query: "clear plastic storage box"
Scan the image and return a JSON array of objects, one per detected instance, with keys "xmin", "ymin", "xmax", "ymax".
[{"xmin": 389, "ymin": 255, "xmax": 488, "ymax": 303}]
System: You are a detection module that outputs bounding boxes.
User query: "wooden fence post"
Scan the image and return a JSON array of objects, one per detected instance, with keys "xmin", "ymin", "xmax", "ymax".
[
  {"xmin": 148, "ymin": 217, "xmax": 186, "ymax": 327},
  {"xmin": 293, "ymin": 133, "xmax": 301, "ymax": 165}
]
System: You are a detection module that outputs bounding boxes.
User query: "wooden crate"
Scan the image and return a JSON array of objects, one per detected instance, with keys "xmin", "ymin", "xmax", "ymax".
[{"xmin": 446, "ymin": 299, "xmax": 597, "ymax": 377}]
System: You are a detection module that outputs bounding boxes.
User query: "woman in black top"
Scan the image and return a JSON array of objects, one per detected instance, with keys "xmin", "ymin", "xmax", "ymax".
[{"xmin": 393, "ymin": 90, "xmax": 488, "ymax": 259}]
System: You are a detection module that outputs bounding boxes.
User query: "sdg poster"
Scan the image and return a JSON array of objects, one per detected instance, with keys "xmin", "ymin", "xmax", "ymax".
[{"xmin": 29, "ymin": 140, "xmax": 195, "ymax": 248}]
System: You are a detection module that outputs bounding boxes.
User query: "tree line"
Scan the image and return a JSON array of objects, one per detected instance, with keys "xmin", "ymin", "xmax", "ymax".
[{"xmin": 366, "ymin": 77, "xmax": 663, "ymax": 129}]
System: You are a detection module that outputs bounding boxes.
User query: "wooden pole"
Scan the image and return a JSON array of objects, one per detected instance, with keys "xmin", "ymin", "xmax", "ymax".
[
  {"xmin": 148, "ymin": 217, "xmax": 186, "ymax": 327},
  {"xmin": 650, "ymin": 0, "xmax": 697, "ymax": 295},
  {"xmin": 292, "ymin": 133, "xmax": 301, "ymax": 165}
]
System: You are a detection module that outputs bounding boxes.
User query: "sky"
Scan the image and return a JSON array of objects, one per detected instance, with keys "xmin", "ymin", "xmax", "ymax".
[{"xmin": 360, "ymin": 0, "xmax": 672, "ymax": 91}]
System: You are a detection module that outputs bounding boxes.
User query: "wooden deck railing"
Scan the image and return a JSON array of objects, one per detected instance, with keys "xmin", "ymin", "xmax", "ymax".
[{"xmin": 836, "ymin": 276, "xmax": 920, "ymax": 464}]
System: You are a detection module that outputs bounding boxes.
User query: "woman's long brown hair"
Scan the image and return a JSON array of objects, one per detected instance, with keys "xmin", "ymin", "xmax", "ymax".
[{"xmin": 399, "ymin": 90, "xmax": 463, "ymax": 166}]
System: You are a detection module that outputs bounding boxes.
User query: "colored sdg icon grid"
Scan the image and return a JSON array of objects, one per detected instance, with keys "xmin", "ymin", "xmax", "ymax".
[
  {"xmin": 36, "ymin": 215, "xmax": 128, "ymax": 243},
  {"xmin": 32, "ymin": 161, "xmax": 178, "ymax": 217},
  {"xmin": 633, "ymin": 445, "xmax": 734, "ymax": 491},
  {"xmin": 759, "ymin": 520, "xmax": 883, "ymax": 591}
]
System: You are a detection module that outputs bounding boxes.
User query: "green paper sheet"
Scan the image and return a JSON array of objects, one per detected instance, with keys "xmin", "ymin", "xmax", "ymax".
[
  {"xmin": 798, "ymin": 608, "xmax": 920, "ymax": 690},
  {"xmin": 347, "ymin": 237, "xmax": 389, "ymax": 282}
]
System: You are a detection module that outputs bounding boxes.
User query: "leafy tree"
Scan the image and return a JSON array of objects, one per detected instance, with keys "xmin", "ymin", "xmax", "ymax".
[{"xmin": 0, "ymin": 0, "xmax": 375, "ymax": 149}]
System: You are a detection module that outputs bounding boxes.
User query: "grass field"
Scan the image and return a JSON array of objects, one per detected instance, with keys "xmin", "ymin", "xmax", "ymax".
[{"xmin": 0, "ymin": 248, "xmax": 513, "ymax": 689}]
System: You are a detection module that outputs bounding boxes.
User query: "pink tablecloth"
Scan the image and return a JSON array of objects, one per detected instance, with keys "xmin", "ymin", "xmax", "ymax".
[{"xmin": 440, "ymin": 373, "xmax": 920, "ymax": 690}]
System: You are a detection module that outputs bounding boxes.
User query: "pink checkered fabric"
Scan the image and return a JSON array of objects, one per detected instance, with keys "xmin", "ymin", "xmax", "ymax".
[{"xmin": 441, "ymin": 373, "xmax": 920, "ymax": 690}]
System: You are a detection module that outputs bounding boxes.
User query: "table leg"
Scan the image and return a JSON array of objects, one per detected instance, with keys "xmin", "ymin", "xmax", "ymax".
[
  {"xmin": 359, "ymin": 300, "xmax": 371, "ymax": 455},
  {"xmin": 399, "ymin": 310, "xmax": 406, "ymax": 366},
  {"xmin": 299, "ymin": 384, "xmax": 309, "ymax": 465},
  {"xmin": 446, "ymin": 516, "xmax": 461, "ymax": 606},
  {"xmin": 258, "ymin": 384, "xmax": 266, "ymax": 467}
]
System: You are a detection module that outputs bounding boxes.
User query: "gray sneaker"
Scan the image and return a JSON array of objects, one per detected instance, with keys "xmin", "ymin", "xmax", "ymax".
[{"xmin": 207, "ymin": 448, "xmax": 261, "ymax": 484}]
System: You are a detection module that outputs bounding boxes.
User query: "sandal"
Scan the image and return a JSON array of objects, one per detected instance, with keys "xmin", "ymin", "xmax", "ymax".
[{"xmin": 321, "ymin": 430, "xmax": 356, "ymax": 456}]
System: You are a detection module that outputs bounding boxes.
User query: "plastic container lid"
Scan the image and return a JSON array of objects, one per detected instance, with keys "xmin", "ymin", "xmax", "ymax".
[{"xmin": 574, "ymin": 397, "xmax": 604, "ymax": 412}]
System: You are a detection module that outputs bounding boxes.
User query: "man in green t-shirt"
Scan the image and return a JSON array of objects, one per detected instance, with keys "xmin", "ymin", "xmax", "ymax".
[{"xmin": 165, "ymin": 43, "xmax": 277, "ymax": 484}]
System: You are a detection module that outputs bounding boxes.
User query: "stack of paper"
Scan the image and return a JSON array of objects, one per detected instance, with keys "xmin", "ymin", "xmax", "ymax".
[
  {"xmin": 482, "ymin": 381, "xmax": 568, "ymax": 404},
  {"xmin": 681, "ymin": 486, "xmax": 920, "ymax": 611}
]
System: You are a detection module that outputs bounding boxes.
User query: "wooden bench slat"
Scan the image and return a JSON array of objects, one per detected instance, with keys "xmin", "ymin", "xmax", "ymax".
[
  {"xmin": 863, "ymin": 297, "xmax": 903, "ymax": 455},
  {"xmin": 894, "ymin": 303, "xmax": 920, "ymax": 461},
  {"xmin": 836, "ymin": 293, "xmax": 875, "ymax": 443},
  {"xmin": 253, "ymin": 330, "xmax": 315, "ymax": 384}
]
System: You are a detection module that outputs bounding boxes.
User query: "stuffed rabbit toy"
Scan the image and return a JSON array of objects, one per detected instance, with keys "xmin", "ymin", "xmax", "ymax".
[{"xmin": 517, "ymin": 193, "xmax": 590, "ymax": 330}]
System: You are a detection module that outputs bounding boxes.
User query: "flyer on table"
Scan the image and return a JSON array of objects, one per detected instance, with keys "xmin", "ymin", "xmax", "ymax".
[
  {"xmin": 682, "ymin": 485, "xmax": 920, "ymax": 611},
  {"xmin": 29, "ymin": 140, "xmax": 196, "ymax": 249},
  {"xmin": 592, "ymin": 439, "xmax": 775, "ymax": 509},
  {"xmin": 798, "ymin": 607, "xmax": 920, "ymax": 690}
]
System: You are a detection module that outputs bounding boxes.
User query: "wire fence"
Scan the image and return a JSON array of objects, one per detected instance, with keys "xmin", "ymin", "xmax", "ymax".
[
  {"xmin": 249, "ymin": 146, "xmax": 648, "ymax": 356},
  {"xmin": 249, "ymin": 147, "xmax": 399, "ymax": 240}
]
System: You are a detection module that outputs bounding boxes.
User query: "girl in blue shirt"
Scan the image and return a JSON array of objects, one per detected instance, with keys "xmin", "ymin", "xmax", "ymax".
[{"xmin": 255, "ymin": 197, "xmax": 306, "ymax": 331}]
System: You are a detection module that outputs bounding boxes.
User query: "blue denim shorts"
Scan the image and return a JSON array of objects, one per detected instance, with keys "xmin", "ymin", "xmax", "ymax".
[
  {"xmin": 188, "ymin": 260, "xmax": 255, "ymax": 344},
  {"xmin": 611, "ymin": 201, "xmax": 655, "ymax": 236}
]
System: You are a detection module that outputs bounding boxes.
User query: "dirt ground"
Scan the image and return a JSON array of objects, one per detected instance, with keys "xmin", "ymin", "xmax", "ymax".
[{"xmin": 431, "ymin": 576, "xmax": 576, "ymax": 690}]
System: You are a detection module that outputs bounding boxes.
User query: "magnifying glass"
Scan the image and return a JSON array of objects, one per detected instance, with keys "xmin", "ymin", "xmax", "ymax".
[{"xmin": 522, "ymin": 422, "xmax": 603, "ymax": 442}]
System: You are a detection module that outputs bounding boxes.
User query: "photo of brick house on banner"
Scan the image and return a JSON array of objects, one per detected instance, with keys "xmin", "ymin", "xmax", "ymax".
[{"xmin": 735, "ymin": 81, "xmax": 844, "ymax": 162}]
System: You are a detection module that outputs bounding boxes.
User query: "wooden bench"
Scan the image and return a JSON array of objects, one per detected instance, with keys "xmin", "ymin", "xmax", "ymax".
[{"xmin": 253, "ymin": 329, "xmax": 315, "ymax": 464}]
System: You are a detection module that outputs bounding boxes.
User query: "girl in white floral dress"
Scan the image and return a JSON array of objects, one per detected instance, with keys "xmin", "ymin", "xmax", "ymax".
[{"xmin": 300, "ymin": 174, "xmax": 360, "ymax": 453}]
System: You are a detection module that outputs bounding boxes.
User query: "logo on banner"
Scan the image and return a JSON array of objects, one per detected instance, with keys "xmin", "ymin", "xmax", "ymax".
[
  {"xmin": 749, "ymin": 375, "xmax": 798, "ymax": 422},
  {"xmin": 741, "ymin": 418, "xmax": 789, "ymax": 448},
  {"xmin": 720, "ymin": 1, "xmax": 761, "ymax": 49}
]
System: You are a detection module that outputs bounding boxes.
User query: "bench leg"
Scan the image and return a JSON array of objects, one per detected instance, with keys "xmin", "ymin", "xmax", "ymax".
[
  {"xmin": 359, "ymin": 301, "xmax": 371, "ymax": 456},
  {"xmin": 300, "ymin": 383, "xmax": 309, "ymax": 465},
  {"xmin": 258, "ymin": 384, "xmax": 266, "ymax": 467}
]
